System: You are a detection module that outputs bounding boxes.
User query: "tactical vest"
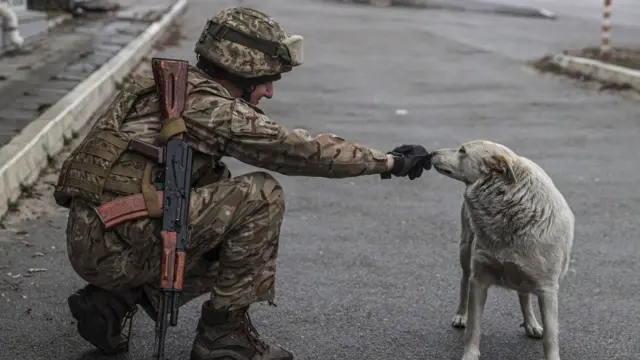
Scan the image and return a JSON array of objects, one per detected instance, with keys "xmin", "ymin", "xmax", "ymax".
[{"xmin": 53, "ymin": 71, "xmax": 229, "ymax": 216}]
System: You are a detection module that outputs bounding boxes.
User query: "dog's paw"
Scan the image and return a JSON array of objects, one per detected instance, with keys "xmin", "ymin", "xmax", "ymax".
[
  {"xmin": 520, "ymin": 321, "xmax": 543, "ymax": 339},
  {"xmin": 452, "ymin": 314, "xmax": 467, "ymax": 328},
  {"xmin": 461, "ymin": 350, "xmax": 480, "ymax": 360}
]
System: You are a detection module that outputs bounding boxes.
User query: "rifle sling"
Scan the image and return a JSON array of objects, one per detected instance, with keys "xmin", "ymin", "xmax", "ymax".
[
  {"xmin": 142, "ymin": 163, "xmax": 163, "ymax": 218},
  {"xmin": 142, "ymin": 116, "xmax": 188, "ymax": 218},
  {"xmin": 155, "ymin": 117, "xmax": 187, "ymax": 146}
]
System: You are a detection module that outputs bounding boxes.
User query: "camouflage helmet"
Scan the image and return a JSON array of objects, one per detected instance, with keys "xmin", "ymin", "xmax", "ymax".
[{"xmin": 194, "ymin": 7, "xmax": 304, "ymax": 79}]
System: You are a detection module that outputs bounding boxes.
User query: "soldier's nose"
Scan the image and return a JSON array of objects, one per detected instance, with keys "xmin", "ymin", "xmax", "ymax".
[{"xmin": 264, "ymin": 82, "xmax": 274, "ymax": 98}]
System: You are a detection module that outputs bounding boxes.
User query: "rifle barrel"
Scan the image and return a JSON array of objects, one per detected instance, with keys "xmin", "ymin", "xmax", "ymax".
[
  {"xmin": 170, "ymin": 292, "xmax": 180, "ymax": 326},
  {"xmin": 154, "ymin": 292, "xmax": 171, "ymax": 359}
]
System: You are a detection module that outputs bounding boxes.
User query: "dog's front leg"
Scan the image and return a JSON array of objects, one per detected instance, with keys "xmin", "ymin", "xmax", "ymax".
[
  {"xmin": 538, "ymin": 290, "xmax": 561, "ymax": 360},
  {"xmin": 461, "ymin": 275, "xmax": 489, "ymax": 360},
  {"xmin": 451, "ymin": 204, "xmax": 473, "ymax": 328},
  {"xmin": 452, "ymin": 256, "xmax": 470, "ymax": 328},
  {"xmin": 518, "ymin": 292, "xmax": 543, "ymax": 338},
  {"xmin": 453, "ymin": 203, "xmax": 473, "ymax": 328}
]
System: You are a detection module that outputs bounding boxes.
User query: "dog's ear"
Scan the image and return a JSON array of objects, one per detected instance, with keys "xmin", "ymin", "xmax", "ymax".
[{"xmin": 487, "ymin": 153, "xmax": 517, "ymax": 184}]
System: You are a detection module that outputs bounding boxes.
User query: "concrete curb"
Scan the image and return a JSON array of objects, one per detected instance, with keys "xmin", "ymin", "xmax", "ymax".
[
  {"xmin": 491, "ymin": 6, "xmax": 556, "ymax": 19},
  {"xmin": 346, "ymin": 0, "xmax": 558, "ymax": 18},
  {"xmin": 548, "ymin": 53, "xmax": 640, "ymax": 91},
  {"xmin": 47, "ymin": 13, "xmax": 74, "ymax": 29},
  {"xmin": 0, "ymin": 0, "xmax": 188, "ymax": 219}
]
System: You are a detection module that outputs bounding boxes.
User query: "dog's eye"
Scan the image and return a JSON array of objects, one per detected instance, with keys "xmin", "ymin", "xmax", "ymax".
[{"xmin": 459, "ymin": 147, "xmax": 466, "ymax": 154}]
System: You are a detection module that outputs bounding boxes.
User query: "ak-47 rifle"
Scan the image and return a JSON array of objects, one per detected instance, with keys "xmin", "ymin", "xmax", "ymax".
[
  {"xmin": 91, "ymin": 58, "xmax": 192, "ymax": 359},
  {"xmin": 150, "ymin": 57, "xmax": 192, "ymax": 360}
]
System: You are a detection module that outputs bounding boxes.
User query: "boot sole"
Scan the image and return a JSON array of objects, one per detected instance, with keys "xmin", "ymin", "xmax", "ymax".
[{"xmin": 68, "ymin": 293, "xmax": 128, "ymax": 355}]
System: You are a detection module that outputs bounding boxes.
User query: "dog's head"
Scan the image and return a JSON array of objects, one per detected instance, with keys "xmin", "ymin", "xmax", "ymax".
[{"xmin": 429, "ymin": 140, "xmax": 518, "ymax": 185}]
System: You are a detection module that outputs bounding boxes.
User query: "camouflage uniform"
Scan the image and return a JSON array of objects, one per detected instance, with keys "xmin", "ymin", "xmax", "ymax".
[
  {"xmin": 66, "ymin": 65, "xmax": 387, "ymax": 308},
  {"xmin": 59, "ymin": 7, "xmax": 428, "ymax": 360}
]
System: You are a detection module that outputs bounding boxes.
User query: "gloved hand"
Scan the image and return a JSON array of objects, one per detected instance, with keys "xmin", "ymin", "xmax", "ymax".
[{"xmin": 381, "ymin": 144, "xmax": 431, "ymax": 180}]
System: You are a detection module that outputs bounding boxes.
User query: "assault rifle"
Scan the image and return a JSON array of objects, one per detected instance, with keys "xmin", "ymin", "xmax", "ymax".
[
  {"xmin": 149, "ymin": 57, "xmax": 192, "ymax": 360},
  {"xmin": 92, "ymin": 58, "xmax": 192, "ymax": 359},
  {"xmin": 123, "ymin": 136, "xmax": 193, "ymax": 360},
  {"xmin": 152, "ymin": 137, "xmax": 192, "ymax": 360}
]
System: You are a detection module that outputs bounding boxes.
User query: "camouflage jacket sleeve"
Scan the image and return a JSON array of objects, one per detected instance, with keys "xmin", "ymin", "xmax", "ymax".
[{"xmin": 183, "ymin": 97, "xmax": 389, "ymax": 178}]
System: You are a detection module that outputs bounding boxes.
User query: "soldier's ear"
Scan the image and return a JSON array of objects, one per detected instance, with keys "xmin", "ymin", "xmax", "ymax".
[{"xmin": 485, "ymin": 153, "xmax": 517, "ymax": 184}]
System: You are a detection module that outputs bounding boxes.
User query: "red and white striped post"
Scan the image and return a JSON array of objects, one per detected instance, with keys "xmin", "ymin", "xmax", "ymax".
[{"xmin": 601, "ymin": 0, "xmax": 612, "ymax": 60}]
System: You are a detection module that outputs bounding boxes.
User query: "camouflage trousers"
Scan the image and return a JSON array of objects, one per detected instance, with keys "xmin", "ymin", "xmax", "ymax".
[{"xmin": 65, "ymin": 171, "xmax": 285, "ymax": 313}]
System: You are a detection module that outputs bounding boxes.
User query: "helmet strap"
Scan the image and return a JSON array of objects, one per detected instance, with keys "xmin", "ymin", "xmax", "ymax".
[{"xmin": 241, "ymin": 85, "xmax": 255, "ymax": 103}]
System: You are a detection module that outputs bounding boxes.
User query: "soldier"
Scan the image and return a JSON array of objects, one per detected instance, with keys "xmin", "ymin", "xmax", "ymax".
[{"xmin": 55, "ymin": 6, "xmax": 432, "ymax": 360}]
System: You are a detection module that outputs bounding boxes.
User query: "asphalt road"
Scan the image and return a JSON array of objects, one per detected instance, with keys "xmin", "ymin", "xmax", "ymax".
[{"xmin": 1, "ymin": 0, "xmax": 639, "ymax": 359}]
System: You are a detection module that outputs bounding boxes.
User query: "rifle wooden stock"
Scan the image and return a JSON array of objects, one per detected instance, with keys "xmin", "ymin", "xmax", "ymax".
[
  {"xmin": 151, "ymin": 58, "xmax": 189, "ymax": 121},
  {"xmin": 95, "ymin": 191, "xmax": 164, "ymax": 229}
]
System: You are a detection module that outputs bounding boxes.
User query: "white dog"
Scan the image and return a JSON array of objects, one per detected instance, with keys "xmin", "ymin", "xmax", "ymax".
[{"xmin": 429, "ymin": 140, "xmax": 574, "ymax": 360}]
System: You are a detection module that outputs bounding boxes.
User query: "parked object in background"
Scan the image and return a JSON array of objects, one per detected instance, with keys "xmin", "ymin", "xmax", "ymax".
[
  {"xmin": 0, "ymin": 0, "xmax": 118, "ymax": 55},
  {"xmin": 600, "ymin": 0, "xmax": 613, "ymax": 60},
  {"xmin": 26, "ymin": 0, "xmax": 75, "ymax": 12},
  {"xmin": 26, "ymin": 0, "xmax": 119, "ymax": 16},
  {"xmin": 0, "ymin": 2, "xmax": 25, "ymax": 49}
]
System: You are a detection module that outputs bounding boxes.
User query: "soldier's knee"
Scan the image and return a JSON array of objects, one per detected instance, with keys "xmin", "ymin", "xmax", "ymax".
[{"xmin": 247, "ymin": 171, "xmax": 285, "ymax": 209}]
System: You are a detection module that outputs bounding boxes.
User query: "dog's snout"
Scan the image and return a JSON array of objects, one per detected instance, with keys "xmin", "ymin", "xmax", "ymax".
[{"xmin": 429, "ymin": 150, "xmax": 444, "ymax": 162}]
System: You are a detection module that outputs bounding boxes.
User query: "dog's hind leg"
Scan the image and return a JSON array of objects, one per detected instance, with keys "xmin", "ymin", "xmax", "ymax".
[
  {"xmin": 453, "ymin": 203, "xmax": 473, "ymax": 329},
  {"xmin": 461, "ymin": 273, "xmax": 489, "ymax": 360},
  {"xmin": 538, "ymin": 290, "xmax": 561, "ymax": 360},
  {"xmin": 518, "ymin": 292, "xmax": 543, "ymax": 339}
]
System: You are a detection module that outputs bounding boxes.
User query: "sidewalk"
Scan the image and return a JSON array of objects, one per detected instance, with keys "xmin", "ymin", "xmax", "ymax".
[
  {"xmin": 0, "ymin": 0, "xmax": 187, "ymax": 219},
  {"xmin": 531, "ymin": 46, "xmax": 640, "ymax": 94}
]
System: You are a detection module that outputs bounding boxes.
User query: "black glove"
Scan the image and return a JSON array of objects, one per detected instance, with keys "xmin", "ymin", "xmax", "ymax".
[{"xmin": 381, "ymin": 144, "xmax": 431, "ymax": 180}]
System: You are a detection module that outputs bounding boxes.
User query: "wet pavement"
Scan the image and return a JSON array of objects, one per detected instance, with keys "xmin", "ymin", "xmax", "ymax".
[{"xmin": 1, "ymin": 0, "xmax": 639, "ymax": 359}]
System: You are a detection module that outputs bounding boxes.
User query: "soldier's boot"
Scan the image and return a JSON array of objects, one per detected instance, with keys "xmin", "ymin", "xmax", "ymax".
[
  {"xmin": 190, "ymin": 300, "xmax": 294, "ymax": 360},
  {"xmin": 67, "ymin": 284, "xmax": 142, "ymax": 355}
]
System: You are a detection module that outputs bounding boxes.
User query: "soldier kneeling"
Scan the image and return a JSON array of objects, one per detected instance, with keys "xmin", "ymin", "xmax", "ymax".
[{"xmin": 55, "ymin": 6, "xmax": 431, "ymax": 360}]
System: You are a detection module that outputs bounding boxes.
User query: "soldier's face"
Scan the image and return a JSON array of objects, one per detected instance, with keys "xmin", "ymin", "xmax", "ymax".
[{"xmin": 250, "ymin": 81, "xmax": 274, "ymax": 105}]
